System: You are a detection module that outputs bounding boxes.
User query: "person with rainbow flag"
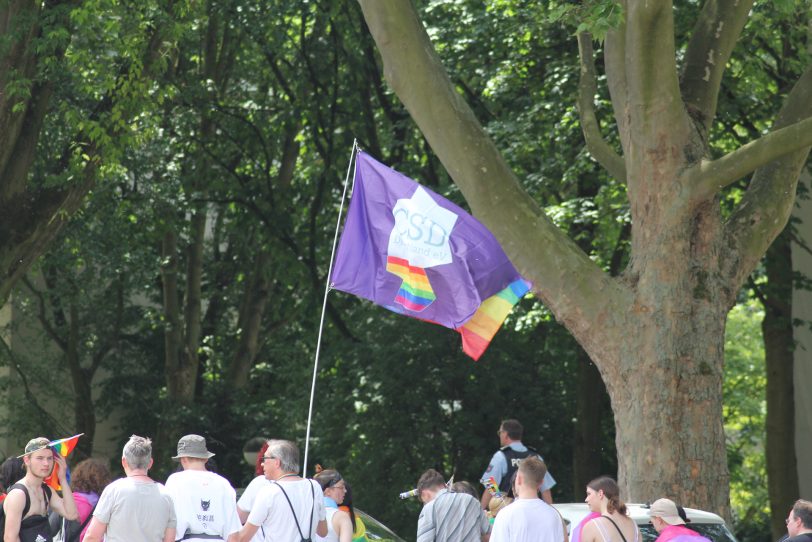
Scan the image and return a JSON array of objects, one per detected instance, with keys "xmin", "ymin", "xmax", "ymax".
[{"xmin": 3, "ymin": 437, "xmax": 79, "ymax": 542}]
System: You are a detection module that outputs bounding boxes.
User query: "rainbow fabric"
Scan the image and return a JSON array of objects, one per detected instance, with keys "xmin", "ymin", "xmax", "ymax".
[
  {"xmin": 44, "ymin": 433, "xmax": 82, "ymax": 491},
  {"xmin": 385, "ymin": 256, "xmax": 436, "ymax": 311},
  {"xmin": 459, "ymin": 279, "xmax": 530, "ymax": 361},
  {"xmin": 332, "ymin": 152, "xmax": 531, "ymax": 361}
]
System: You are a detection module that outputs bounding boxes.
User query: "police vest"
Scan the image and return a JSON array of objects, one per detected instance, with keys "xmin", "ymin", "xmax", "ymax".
[{"xmin": 498, "ymin": 445, "xmax": 540, "ymax": 495}]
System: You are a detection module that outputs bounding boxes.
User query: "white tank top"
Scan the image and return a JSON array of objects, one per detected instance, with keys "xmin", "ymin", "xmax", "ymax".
[{"xmin": 315, "ymin": 506, "xmax": 339, "ymax": 542}]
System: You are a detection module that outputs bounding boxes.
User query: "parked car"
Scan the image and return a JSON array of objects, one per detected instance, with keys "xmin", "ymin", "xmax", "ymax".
[
  {"xmin": 356, "ymin": 508, "xmax": 407, "ymax": 542},
  {"xmin": 553, "ymin": 503, "xmax": 738, "ymax": 542}
]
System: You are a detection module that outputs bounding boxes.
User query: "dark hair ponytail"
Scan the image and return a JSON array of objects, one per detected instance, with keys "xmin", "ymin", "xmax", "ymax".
[{"xmin": 587, "ymin": 476, "xmax": 627, "ymax": 516}]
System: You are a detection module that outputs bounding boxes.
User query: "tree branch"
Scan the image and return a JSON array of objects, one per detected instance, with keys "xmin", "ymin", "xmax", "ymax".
[
  {"xmin": 680, "ymin": 0, "xmax": 755, "ymax": 132},
  {"xmin": 577, "ymin": 33, "xmax": 626, "ymax": 183},
  {"xmin": 625, "ymin": 0, "xmax": 687, "ymax": 143},
  {"xmin": 21, "ymin": 276, "xmax": 67, "ymax": 352},
  {"xmin": 723, "ymin": 63, "xmax": 812, "ymax": 290},
  {"xmin": 356, "ymin": 0, "xmax": 632, "ymax": 358},
  {"xmin": 694, "ymin": 116, "xmax": 812, "ymax": 199},
  {"xmin": 603, "ymin": 6, "xmax": 629, "ymax": 156},
  {"xmin": 0, "ymin": 336, "xmax": 70, "ymax": 435}
]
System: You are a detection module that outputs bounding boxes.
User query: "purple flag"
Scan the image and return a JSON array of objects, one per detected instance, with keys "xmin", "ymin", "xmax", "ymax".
[{"xmin": 331, "ymin": 151, "xmax": 530, "ymax": 360}]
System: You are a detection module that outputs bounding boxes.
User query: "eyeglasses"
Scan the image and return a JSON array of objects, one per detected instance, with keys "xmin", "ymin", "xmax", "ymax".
[
  {"xmin": 260, "ymin": 456, "xmax": 274, "ymax": 462},
  {"xmin": 326, "ymin": 475, "xmax": 344, "ymax": 488}
]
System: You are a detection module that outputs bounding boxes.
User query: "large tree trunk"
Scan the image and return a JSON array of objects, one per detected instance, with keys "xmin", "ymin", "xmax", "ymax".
[
  {"xmin": 356, "ymin": 0, "xmax": 812, "ymax": 515},
  {"xmin": 763, "ymin": 230, "xmax": 800, "ymax": 539}
]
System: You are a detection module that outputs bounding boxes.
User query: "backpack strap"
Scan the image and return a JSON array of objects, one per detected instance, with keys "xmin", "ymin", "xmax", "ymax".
[
  {"xmin": 272, "ymin": 480, "xmax": 315, "ymax": 541},
  {"xmin": 8, "ymin": 484, "xmax": 32, "ymax": 518}
]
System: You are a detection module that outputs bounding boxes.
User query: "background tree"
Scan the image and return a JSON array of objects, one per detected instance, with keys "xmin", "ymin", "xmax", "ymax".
[
  {"xmin": 356, "ymin": 0, "xmax": 812, "ymax": 514},
  {"xmin": 0, "ymin": 0, "xmax": 181, "ymax": 303}
]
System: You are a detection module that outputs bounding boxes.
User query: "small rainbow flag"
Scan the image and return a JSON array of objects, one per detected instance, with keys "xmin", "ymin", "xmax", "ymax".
[
  {"xmin": 385, "ymin": 256, "xmax": 436, "ymax": 311},
  {"xmin": 45, "ymin": 433, "xmax": 83, "ymax": 491},
  {"xmin": 459, "ymin": 279, "xmax": 530, "ymax": 361}
]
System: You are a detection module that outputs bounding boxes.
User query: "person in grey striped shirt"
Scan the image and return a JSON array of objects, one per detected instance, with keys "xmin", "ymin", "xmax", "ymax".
[{"xmin": 416, "ymin": 470, "xmax": 490, "ymax": 542}]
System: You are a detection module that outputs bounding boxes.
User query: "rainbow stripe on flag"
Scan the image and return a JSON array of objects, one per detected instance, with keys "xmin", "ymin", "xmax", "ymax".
[
  {"xmin": 45, "ymin": 433, "xmax": 82, "ymax": 491},
  {"xmin": 386, "ymin": 256, "xmax": 436, "ymax": 311},
  {"xmin": 459, "ymin": 279, "xmax": 530, "ymax": 361}
]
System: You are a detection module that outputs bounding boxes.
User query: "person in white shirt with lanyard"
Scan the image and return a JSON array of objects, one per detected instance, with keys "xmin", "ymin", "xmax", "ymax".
[
  {"xmin": 238, "ymin": 440, "xmax": 327, "ymax": 542},
  {"xmin": 165, "ymin": 434, "xmax": 241, "ymax": 542}
]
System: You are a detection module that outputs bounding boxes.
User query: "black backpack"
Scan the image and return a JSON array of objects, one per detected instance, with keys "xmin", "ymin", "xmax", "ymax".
[{"xmin": 0, "ymin": 483, "xmax": 52, "ymax": 534}]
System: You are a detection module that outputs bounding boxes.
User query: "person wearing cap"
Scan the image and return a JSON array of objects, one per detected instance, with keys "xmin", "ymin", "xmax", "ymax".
[
  {"xmin": 785, "ymin": 500, "xmax": 812, "ymax": 542},
  {"xmin": 648, "ymin": 498, "xmax": 710, "ymax": 542},
  {"xmin": 239, "ymin": 439, "xmax": 327, "ymax": 542},
  {"xmin": 165, "ymin": 435, "xmax": 241, "ymax": 542},
  {"xmin": 3, "ymin": 437, "xmax": 79, "ymax": 542},
  {"xmin": 83, "ymin": 435, "xmax": 176, "ymax": 542}
]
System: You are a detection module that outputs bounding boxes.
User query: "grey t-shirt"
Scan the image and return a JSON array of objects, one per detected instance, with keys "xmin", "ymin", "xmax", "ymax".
[{"xmin": 94, "ymin": 477, "xmax": 176, "ymax": 541}]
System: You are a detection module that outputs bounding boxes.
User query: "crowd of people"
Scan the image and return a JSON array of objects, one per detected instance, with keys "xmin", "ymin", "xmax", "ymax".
[{"xmin": 0, "ymin": 420, "xmax": 809, "ymax": 542}]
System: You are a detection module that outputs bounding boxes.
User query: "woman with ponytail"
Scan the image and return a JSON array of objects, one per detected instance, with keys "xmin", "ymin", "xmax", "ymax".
[{"xmin": 580, "ymin": 477, "xmax": 640, "ymax": 542}]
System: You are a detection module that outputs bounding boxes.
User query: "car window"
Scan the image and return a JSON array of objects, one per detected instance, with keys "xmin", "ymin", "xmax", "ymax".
[{"xmin": 638, "ymin": 524, "xmax": 737, "ymax": 542}]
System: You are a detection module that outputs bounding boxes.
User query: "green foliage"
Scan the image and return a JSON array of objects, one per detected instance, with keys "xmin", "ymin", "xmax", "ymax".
[{"xmin": 724, "ymin": 298, "xmax": 770, "ymax": 542}]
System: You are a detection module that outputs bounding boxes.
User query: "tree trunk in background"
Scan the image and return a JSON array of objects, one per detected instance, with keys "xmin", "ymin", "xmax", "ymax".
[
  {"xmin": 573, "ymin": 349, "xmax": 609, "ymax": 495},
  {"xmin": 763, "ymin": 229, "xmax": 799, "ymax": 539},
  {"xmin": 227, "ymin": 251, "xmax": 272, "ymax": 389}
]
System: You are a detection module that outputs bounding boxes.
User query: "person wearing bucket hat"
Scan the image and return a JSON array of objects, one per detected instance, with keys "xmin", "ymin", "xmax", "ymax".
[
  {"xmin": 165, "ymin": 435, "xmax": 241, "ymax": 542},
  {"xmin": 3, "ymin": 437, "xmax": 79, "ymax": 542},
  {"xmin": 648, "ymin": 499, "xmax": 710, "ymax": 542}
]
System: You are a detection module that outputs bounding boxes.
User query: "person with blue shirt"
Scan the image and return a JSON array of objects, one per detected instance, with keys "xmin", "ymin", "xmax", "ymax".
[{"xmin": 480, "ymin": 419, "xmax": 555, "ymax": 509}]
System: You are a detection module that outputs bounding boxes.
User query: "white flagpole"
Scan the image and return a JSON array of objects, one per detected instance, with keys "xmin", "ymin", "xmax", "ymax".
[{"xmin": 302, "ymin": 139, "xmax": 359, "ymax": 477}]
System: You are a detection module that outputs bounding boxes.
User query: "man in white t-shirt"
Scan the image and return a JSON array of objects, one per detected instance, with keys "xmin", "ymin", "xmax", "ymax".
[
  {"xmin": 84, "ymin": 435, "xmax": 176, "ymax": 542},
  {"xmin": 238, "ymin": 440, "xmax": 327, "ymax": 542},
  {"xmin": 165, "ymin": 434, "xmax": 241, "ymax": 542},
  {"xmin": 490, "ymin": 457, "xmax": 566, "ymax": 542}
]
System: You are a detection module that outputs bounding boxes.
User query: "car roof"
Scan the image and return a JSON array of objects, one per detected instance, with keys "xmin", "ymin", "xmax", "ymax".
[{"xmin": 552, "ymin": 503, "xmax": 726, "ymax": 527}]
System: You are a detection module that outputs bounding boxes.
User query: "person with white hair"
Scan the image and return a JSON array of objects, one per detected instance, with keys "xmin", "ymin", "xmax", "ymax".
[
  {"xmin": 84, "ymin": 435, "xmax": 176, "ymax": 542},
  {"xmin": 238, "ymin": 439, "xmax": 327, "ymax": 542}
]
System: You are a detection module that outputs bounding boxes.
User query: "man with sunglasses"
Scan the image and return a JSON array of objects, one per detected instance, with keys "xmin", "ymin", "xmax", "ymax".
[
  {"xmin": 238, "ymin": 440, "xmax": 327, "ymax": 542},
  {"xmin": 785, "ymin": 500, "xmax": 812, "ymax": 542}
]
